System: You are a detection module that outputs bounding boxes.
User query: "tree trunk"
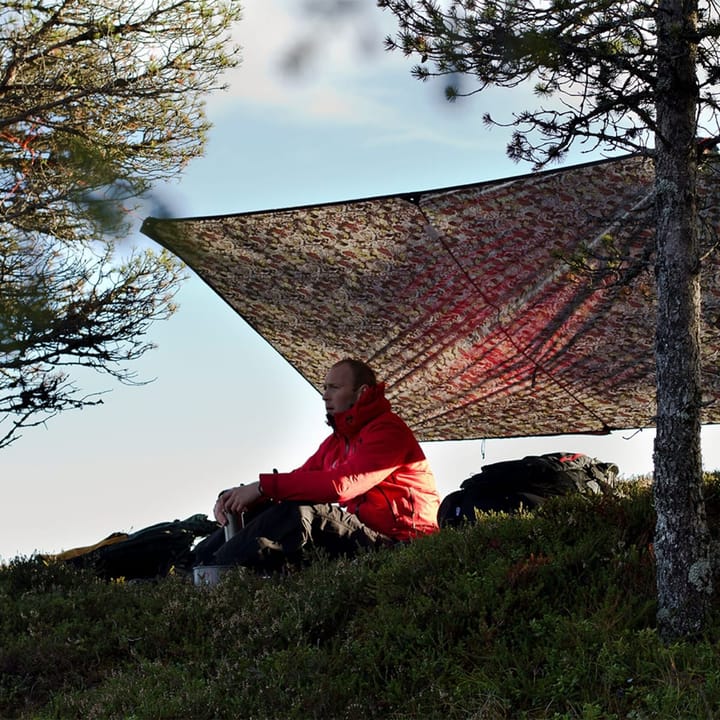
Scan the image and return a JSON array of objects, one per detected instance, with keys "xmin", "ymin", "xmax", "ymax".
[{"xmin": 653, "ymin": 0, "xmax": 712, "ymax": 640}]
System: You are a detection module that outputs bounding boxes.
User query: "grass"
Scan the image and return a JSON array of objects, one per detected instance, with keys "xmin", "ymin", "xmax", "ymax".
[{"xmin": 2, "ymin": 475, "xmax": 720, "ymax": 719}]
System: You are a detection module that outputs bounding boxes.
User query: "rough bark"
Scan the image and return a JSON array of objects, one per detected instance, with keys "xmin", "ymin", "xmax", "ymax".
[{"xmin": 653, "ymin": 0, "xmax": 712, "ymax": 640}]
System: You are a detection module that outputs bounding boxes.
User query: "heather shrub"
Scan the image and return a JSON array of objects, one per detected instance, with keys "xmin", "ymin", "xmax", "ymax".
[{"xmin": 2, "ymin": 476, "xmax": 720, "ymax": 719}]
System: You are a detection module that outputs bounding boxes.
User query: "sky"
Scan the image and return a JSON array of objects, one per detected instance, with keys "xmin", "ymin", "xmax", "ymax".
[{"xmin": 2, "ymin": 0, "xmax": 720, "ymax": 562}]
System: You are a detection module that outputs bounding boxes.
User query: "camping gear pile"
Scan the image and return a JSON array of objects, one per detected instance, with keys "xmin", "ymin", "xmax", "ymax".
[
  {"xmin": 438, "ymin": 452, "xmax": 619, "ymax": 527},
  {"xmin": 50, "ymin": 514, "xmax": 218, "ymax": 581}
]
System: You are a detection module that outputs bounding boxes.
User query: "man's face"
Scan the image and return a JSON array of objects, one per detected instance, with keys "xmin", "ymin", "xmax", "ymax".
[{"xmin": 322, "ymin": 363, "xmax": 363, "ymax": 416}]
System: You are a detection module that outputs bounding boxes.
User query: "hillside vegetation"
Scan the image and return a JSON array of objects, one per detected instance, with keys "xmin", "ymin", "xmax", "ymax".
[{"xmin": 2, "ymin": 477, "xmax": 720, "ymax": 719}]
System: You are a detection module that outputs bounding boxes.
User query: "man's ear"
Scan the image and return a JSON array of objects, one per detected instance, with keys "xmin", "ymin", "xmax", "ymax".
[{"xmin": 356, "ymin": 384, "xmax": 369, "ymax": 397}]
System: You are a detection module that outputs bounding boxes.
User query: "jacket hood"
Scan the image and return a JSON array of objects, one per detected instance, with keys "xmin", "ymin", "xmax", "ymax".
[{"xmin": 328, "ymin": 383, "xmax": 391, "ymax": 438}]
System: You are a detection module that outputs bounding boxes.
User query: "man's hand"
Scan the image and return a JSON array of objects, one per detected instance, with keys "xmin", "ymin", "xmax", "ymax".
[{"xmin": 214, "ymin": 482, "xmax": 263, "ymax": 524}]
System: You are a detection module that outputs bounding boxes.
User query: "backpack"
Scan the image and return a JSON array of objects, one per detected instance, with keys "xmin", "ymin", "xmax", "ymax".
[
  {"xmin": 438, "ymin": 452, "xmax": 618, "ymax": 528},
  {"xmin": 52, "ymin": 514, "xmax": 219, "ymax": 580}
]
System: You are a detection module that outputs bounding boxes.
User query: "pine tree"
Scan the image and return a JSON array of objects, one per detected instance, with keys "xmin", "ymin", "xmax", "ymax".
[
  {"xmin": 379, "ymin": 0, "xmax": 718, "ymax": 639},
  {"xmin": 0, "ymin": 1, "xmax": 242, "ymax": 447}
]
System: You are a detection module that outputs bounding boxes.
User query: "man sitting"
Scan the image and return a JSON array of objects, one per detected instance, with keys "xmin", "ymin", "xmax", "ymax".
[{"xmin": 193, "ymin": 358, "xmax": 440, "ymax": 572}]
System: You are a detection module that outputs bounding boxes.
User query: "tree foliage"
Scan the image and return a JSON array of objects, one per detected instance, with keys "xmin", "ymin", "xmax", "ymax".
[
  {"xmin": 379, "ymin": 0, "xmax": 720, "ymax": 167},
  {"xmin": 0, "ymin": 238, "xmax": 180, "ymax": 447},
  {"xmin": 0, "ymin": 0, "xmax": 242, "ymax": 446}
]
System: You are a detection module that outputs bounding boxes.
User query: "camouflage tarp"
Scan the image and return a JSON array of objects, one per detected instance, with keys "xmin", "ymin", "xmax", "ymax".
[{"xmin": 141, "ymin": 153, "xmax": 720, "ymax": 441}]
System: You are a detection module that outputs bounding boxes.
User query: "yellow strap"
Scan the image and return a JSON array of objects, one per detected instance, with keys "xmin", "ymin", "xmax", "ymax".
[{"xmin": 50, "ymin": 532, "xmax": 130, "ymax": 561}]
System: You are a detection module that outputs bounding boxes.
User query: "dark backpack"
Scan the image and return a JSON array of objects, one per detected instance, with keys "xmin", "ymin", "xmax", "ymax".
[
  {"xmin": 54, "ymin": 514, "xmax": 219, "ymax": 580},
  {"xmin": 438, "ymin": 452, "xmax": 618, "ymax": 528}
]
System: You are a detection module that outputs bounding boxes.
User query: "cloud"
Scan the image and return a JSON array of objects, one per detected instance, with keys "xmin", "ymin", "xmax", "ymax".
[
  {"xmin": 209, "ymin": 1, "xmax": 480, "ymax": 131},
  {"xmin": 205, "ymin": 0, "xmax": 541, "ymax": 156},
  {"xmin": 213, "ymin": 1, "xmax": 389, "ymax": 112}
]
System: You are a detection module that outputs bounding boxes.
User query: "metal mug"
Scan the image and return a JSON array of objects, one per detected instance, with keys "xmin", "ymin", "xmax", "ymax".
[{"xmin": 224, "ymin": 511, "xmax": 243, "ymax": 541}]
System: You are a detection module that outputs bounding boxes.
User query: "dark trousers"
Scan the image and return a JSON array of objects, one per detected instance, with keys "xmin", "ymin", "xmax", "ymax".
[{"xmin": 193, "ymin": 502, "xmax": 392, "ymax": 572}]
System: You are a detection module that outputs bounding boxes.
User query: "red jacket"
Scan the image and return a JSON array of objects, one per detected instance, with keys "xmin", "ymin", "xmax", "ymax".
[{"xmin": 258, "ymin": 384, "xmax": 440, "ymax": 541}]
